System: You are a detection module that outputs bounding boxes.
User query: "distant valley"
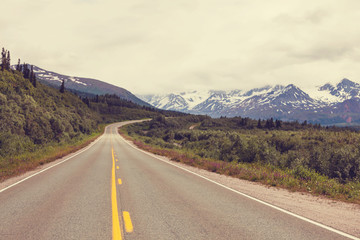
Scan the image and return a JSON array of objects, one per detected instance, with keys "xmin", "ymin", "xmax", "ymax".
[{"xmin": 139, "ymin": 79, "xmax": 360, "ymax": 125}]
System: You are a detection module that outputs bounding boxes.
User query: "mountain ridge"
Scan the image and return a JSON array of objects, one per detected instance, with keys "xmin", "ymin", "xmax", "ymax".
[
  {"xmin": 24, "ymin": 65, "xmax": 151, "ymax": 107},
  {"xmin": 139, "ymin": 79, "xmax": 360, "ymax": 125}
]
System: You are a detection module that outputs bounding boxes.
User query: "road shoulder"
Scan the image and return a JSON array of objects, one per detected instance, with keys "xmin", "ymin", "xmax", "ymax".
[{"xmin": 121, "ymin": 134, "xmax": 360, "ymax": 238}]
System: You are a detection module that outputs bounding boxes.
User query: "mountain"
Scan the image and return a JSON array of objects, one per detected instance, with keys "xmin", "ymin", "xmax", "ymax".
[
  {"xmin": 139, "ymin": 79, "xmax": 360, "ymax": 125},
  {"xmin": 31, "ymin": 66, "xmax": 150, "ymax": 106},
  {"xmin": 311, "ymin": 78, "xmax": 360, "ymax": 103},
  {"xmin": 223, "ymin": 84, "xmax": 320, "ymax": 120},
  {"xmin": 140, "ymin": 90, "xmax": 213, "ymax": 111}
]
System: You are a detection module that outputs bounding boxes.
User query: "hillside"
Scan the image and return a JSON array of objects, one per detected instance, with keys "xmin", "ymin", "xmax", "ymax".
[
  {"xmin": 140, "ymin": 79, "xmax": 360, "ymax": 125},
  {"xmin": 0, "ymin": 68, "xmax": 183, "ymax": 181},
  {"xmin": 0, "ymin": 70, "xmax": 99, "ymax": 148},
  {"xmin": 0, "ymin": 69, "xmax": 101, "ymax": 179},
  {"xmin": 30, "ymin": 65, "xmax": 151, "ymax": 106}
]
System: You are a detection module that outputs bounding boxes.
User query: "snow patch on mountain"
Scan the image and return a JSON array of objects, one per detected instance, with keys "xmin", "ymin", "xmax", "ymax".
[
  {"xmin": 139, "ymin": 78, "xmax": 360, "ymax": 124},
  {"xmin": 306, "ymin": 79, "xmax": 360, "ymax": 106},
  {"xmin": 178, "ymin": 90, "xmax": 213, "ymax": 109},
  {"xmin": 306, "ymin": 86, "xmax": 340, "ymax": 104},
  {"xmin": 33, "ymin": 67, "xmax": 89, "ymax": 86}
]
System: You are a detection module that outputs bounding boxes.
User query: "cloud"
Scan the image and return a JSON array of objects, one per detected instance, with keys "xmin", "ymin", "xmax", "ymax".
[
  {"xmin": 290, "ymin": 45, "xmax": 355, "ymax": 62},
  {"xmin": 2, "ymin": 0, "xmax": 360, "ymax": 94}
]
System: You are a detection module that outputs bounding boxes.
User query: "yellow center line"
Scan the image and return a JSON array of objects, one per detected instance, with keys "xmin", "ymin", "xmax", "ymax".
[
  {"xmin": 112, "ymin": 147, "xmax": 122, "ymax": 240},
  {"xmin": 118, "ymin": 178, "xmax": 122, "ymax": 185},
  {"xmin": 123, "ymin": 211, "xmax": 134, "ymax": 233}
]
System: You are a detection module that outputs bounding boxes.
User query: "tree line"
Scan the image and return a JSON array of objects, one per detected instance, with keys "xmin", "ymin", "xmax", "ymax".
[{"xmin": 1, "ymin": 47, "xmax": 68, "ymax": 92}]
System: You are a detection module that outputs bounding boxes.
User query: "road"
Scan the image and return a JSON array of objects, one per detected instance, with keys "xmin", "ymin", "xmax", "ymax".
[{"xmin": 0, "ymin": 122, "xmax": 357, "ymax": 240}]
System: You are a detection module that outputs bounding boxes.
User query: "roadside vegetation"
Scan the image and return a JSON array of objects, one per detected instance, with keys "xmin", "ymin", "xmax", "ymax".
[
  {"xmin": 0, "ymin": 125, "xmax": 104, "ymax": 182},
  {"xmin": 121, "ymin": 116, "xmax": 360, "ymax": 204},
  {"xmin": 0, "ymin": 47, "xmax": 184, "ymax": 181},
  {"xmin": 2, "ymin": 46, "xmax": 360, "ymax": 204}
]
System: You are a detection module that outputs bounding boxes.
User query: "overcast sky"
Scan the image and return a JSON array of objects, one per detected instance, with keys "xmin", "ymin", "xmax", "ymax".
[{"xmin": 1, "ymin": 0, "xmax": 360, "ymax": 94}]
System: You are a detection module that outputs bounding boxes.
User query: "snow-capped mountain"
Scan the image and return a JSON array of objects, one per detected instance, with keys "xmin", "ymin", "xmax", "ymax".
[
  {"xmin": 141, "ymin": 90, "xmax": 216, "ymax": 112},
  {"xmin": 31, "ymin": 66, "xmax": 150, "ymax": 106},
  {"xmin": 192, "ymin": 91, "xmax": 229, "ymax": 114},
  {"xmin": 139, "ymin": 79, "xmax": 360, "ymax": 124},
  {"xmin": 223, "ymin": 84, "xmax": 321, "ymax": 120},
  {"xmin": 314, "ymin": 79, "xmax": 360, "ymax": 103},
  {"xmin": 141, "ymin": 93, "xmax": 188, "ymax": 111}
]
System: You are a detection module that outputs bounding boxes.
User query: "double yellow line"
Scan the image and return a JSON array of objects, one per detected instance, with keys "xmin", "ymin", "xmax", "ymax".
[
  {"xmin": 112, "ymin": 148, "xmax": 133, "ymax": 240},
  {"xmin": 112, "ymin": 148, "xmax": 122, "ymax": 239}
]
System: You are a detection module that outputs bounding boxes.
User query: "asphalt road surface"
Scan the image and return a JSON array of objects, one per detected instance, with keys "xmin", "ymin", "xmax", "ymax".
[{"xmin": 0, "ymin": 122, "xmax": 357, "ymax": 240}]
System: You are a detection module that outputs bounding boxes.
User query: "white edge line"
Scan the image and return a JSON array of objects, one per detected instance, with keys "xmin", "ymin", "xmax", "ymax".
[
  {"xmin": 116, "ymin": 128, "xmax": 359, "ymax": 240},
  {"xmin": 0, "ymin": 133, "xmax": 105, "ymax": 194}
]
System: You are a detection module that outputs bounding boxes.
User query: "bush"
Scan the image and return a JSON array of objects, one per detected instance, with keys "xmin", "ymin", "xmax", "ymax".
[{"xmin": 127, "ymin": 116, "xmax": 360, "ymax": 183}]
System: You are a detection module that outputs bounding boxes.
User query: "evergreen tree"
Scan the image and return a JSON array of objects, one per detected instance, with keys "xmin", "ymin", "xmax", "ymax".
[
  {"xmin": 257, "ymin": 119, "xmax": 262, "ymax": 128},
  {"xmin": 1, "ymin": 48, "xmax": 6, "ymax": 71},
  {"xmin": 16, "ymin": 59, "xmax": 21, "ymax": 71},
  {"xmin": 22, "ymin": 63, "xmax": 30, "ymax": 79},
  {"xmin": 6, "ymin": 50, "xmax": 10, "ymax": 70},
  {"xmin": 265, "ymin": 118, "xmax": 275, "ymax": 129},
  {"xmin": 30, "ymin": 65, "xmax": 37, "ymax": 87},
  {"xmin": 33, "ymin": 74, "xmax": 37, "ymax": 87},
  {"xmin": 82, "ymin": 97, "xmax": 90, "ymax": 107},
  {"xmin": 240, "ymin": 118, "xmax": 248, "ymax": 126},
  {"xmin": 30, "ymin": 65, "xmax": 34, "ymax": 82},
  {"xmin": 60, "ymin": 79, "xmax": 65, "ymax": 93},
  {"xmin": 275, "ymin": 119, "xmax": 282, "ymax": 128},
  {"xmin": 30, "ymin": 65, "xmax": 33, "ymax": 79}
]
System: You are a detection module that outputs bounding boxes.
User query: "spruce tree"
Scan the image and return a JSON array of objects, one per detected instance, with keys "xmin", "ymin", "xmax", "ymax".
[
  {"xmin": 22, "ymin": 63, "xmax": 30, "ymax": 79},
  {"xmin": 1, "ymin": 48, "xmax": 6, "ymax": 71},
  {"xmin": 16, "ymin": 59, "xmax": 21, "ymax": 71},
  {"xmin": 83, "ymin": 97, "xmax": 90, "ymax": 107},
  {"xmin": 60, "ymin": 80, "xmax": 65, "ymax": 93},
  {"xmin": 30, "ymin": 65, "xmax": 37, "ymax": 87},
  {"xmin": 30, "ymin": 65, "xmax": 34, "ymax": 82},
  {"xmin": 257, "ymin": 119, "xmax": 262, "ymax": 128},
  {"xmin": 33, "ymin": 74, "xmax": 37, "ymax": 87},
  {"xmin": 265, "ymin": 118, "xmax": 275, "ymax": 129},
  {"xmin": 301, "ymin": 120, "xmax": 308, "ymax": 126},
  {"xmin": 275, "ymin": 119, "xmax": 282, "ymax": 128},
  {"xmin": 6, "ymin": 50, "xmax": 10, "ymax": 70}
]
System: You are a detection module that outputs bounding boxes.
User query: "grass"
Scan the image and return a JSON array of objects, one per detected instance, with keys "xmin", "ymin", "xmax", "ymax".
[
  {"xmin": 0, "ymin": 124, "xmax": 106, "ymax": 183},
  {"xmin": 119, "ymin": 127, "xmax": 360, "ymax": 205}
]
